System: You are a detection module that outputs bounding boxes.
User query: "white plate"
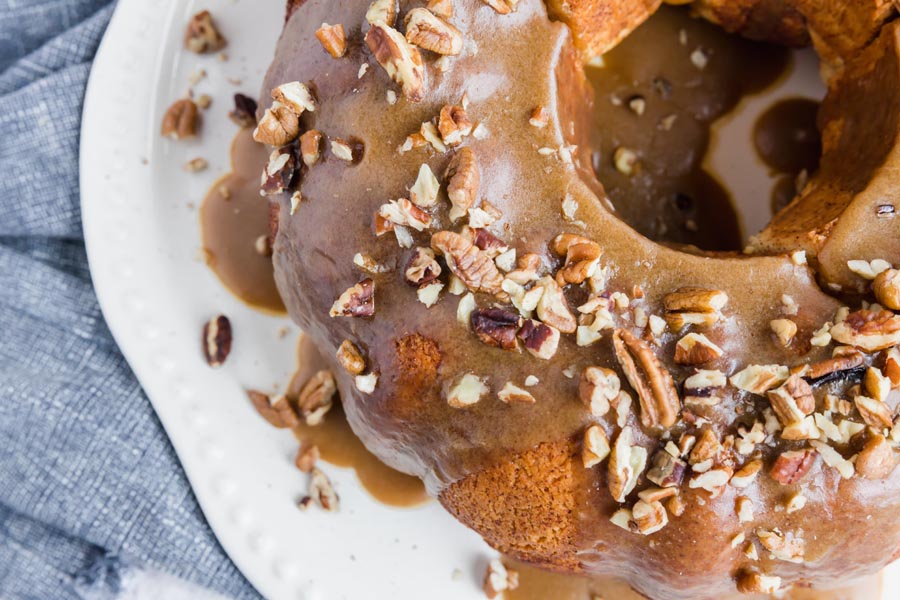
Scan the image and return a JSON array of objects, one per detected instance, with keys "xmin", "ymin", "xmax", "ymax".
[{"xmin": 80, "ymin": 1, "xmax": 900, "ymax": 598}]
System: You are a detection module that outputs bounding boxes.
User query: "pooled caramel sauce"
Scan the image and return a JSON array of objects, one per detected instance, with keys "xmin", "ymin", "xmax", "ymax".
[
  {"xmin": 504, "ymin": 559, "xmax": 882, "ymax": 600},
  {"xmin": 200, "ymin": 128, "xmax": 285, "ymax": 314},
  {"xmin": 289, "ymin": 334, "xmax": 429, "ymax": 508},
  {"xmin": 752, "ymin": 98, "xmax": 822, "ymax": 215},
  {"xmin": 588, "ymin": 5, "xmax": 791, "ymax": 251}
]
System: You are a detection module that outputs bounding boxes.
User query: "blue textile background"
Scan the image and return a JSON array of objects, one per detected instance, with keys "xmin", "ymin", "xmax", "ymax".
[{"xmin": 0, "ymin": 2, "xmax": 259, "ymax": 598}]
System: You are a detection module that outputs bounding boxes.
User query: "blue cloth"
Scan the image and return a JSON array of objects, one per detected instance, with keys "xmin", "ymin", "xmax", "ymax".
[{"xmin": 0, "ymin": 2, "xmax": 260, "ymax": 598}]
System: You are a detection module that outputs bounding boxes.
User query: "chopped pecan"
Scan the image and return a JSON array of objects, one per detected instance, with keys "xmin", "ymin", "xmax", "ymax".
[
  {"xmin": 427, "ymin": 0, "xmax": 453, "ymax": 18},
  {"xmin": 365, "ymin": 23, "xmax": 426, "ymax": 102},
  {"xmin": 683, "ymin": 369, "xmax": 726, "ymax": 406},
  {"xmin": 497, "ymin": 382, "xmax": 535, "ymax": 404},
  {"xmin": 517, "ymin": 319, "xmax": 559, "ymax": 360},
  {"xmin": 161, "ymin": 98, "xmax": 200, "ymax": 140},
  {"xmin": 689, "ymin": 428, "xmax": 720, "ymax": 465},
  {"xmin": 202, "ymin": 315, "xmax": 232, "ymax": 367},
  {"xmin": 437, "ymin": 104, "xmax": 473, "ymax": 146},
  {"xmin": 731, "ymin": 364, "xmax": 789, "ymax": 395},
  {"xmin": 377, "ymin": 198, "xmax": 432, "ymax": 231},
  {"xmin": 663, "ymin": 288, "xmax": 728, "ymax": 330},
  {"xmin": 472, "ymin": 229, "xmax": 508, "ymax": 257},
  {"xmin": 431, "ymin": 231, "xmax": 504, "ymax": 295},
  {"xmin": 228, "ymin": 93, "xmax": 258, "ymax": 128},
  {"xmin": 253, "ymin": 102, "xmax": 300, "ymax": 146},
  {"xmin": 298, "ymin": 370, "xmax": 336, "ymax": 426},
  {"xmin": 294, "ymin": 444, "xmax": 320, "ymax": 473},
  {"xmin": 674, "ymin": 332, "xmax": 723, "ymax": 365},
  {"xmin": 766, "ymin": 375, "xmax": 815, "ymax": 427},
  {"xmin": 831, "ymin": 309, "xmax": 900, "ymax": 351},
  {"xmin": 884, "ymin": 347, "xmax": 900, "ymax": 387},
  {"xmin": 736, "ymin": 570, "xmax": 781, "ymax": 595},
  {"xmin": 854, "ymin": 395, "xmax": 893, "ymax": 429},
  {"xmin": 582, "ymin": 424, "xmax": 611, "ymax": 468},
  {"xmin": 404, "ymin": 8, "xmax": 463, "ymax": 55},
  {"xmin": 309, "ymin": 467, "xmax": 340, "ymax": 511},
  {"xmin": 804, "ymin": 348, "xmax": 864, "ymax": 380},
  {"xmin": 810, "ymin": 440, "xmax": 855, "ymax": 478},
  {"xmin": 185, "ymin": 10, "xmax": 226, "ymax": 54},
  {"xmin": 552, "ymin": 233, "xmax": 602, "ymax": 286},
  {"xmin": 612, "ymin": 328, "xmax": 681, "ymax": 429},
  {"xmin": 260, "ymin": 149, "xmax": 296, "ymax": 196},
  {"xmin": 247, "ymin": 390, "xmax": 299, "ymax": 428},
  {"xmin": 757, "ymin": 529, "xmax": 804, "ymax": 563},
  {"xmin": 405, "ymin": 247, "xmax": 442, "ymax": 285},
  {"xmin": 865, "ymin": 366, "xmax": 891, "ymax": 401},
  {"xmin": 535, "ymin": 276, "xmax": 577, "ymax": 333},
  {"xmin": 446, "ymin": 373, "xmax": 488, "ymax": 408},
  {"xmin": 445, "ymin": 148, "xmax": 480, "ymax": 222},
  {"xmin": 336, "ymin": 340, "xmax": 366, "ymax": 375},
  {"xmin": 483, "ymin": 558, "xmax": 519, "ymax": 599},
  {"xmin": 646, "ymin": 449, "xmax": 686, "ymax": 487},
  {"xmin": 481, "ymin": 0, "xmax": 520, "ymax": 15},
  {"xmin": 300, "ymin": 130, "xmax": 322, "ymax": 167},
  {"xmin": 856, "ymin": 433, "xmax": 896, "ymax": 479},
  {"xmin": 770, "ymin": 449, "xmax": 816, "ymax": 485},
  {"xmin": 329, "ymin": 279, "xmax": 375, "ymax": 317},
  {"xmin": 409, "ymin": 163, "xmax": 440, "ymax": 207},
  {"xmin": 316, "ymin": 23, "xmax": 347, "ymax": 58},
  {"xmin": 579, "ymin": 366, "xmax": 620, "ymax": 417},
  {"xmin": 366, "ymin": 0, "xmax": 398, "ymax": 26},
  {"xmin": 271, "ymin": 81, "xmax": 316, "ymax": 115},
  {"xmin": 471, "ymin": 308, "xmax": 520, "ymax": 350},
  {"xmin": 874, "ymin": 269, "xmax": 900, "ymax": 310},
  {"xmin": 529, "ymin": 105, "xmax": 549, "ymax": 128},
  {"xmin": 608, "ymin": 427, "xmax": 648, "ymax": 502},
  {"xmin": 770, "ymin": 318, "xmax": 798, "ymax": 347},
  {"xmin": 731, "ymin": 459, "xmax": 763, "ymax": 488},
  {"xmin": 632, "ymin": 500, "xmax": 668, "ymax": 535}
]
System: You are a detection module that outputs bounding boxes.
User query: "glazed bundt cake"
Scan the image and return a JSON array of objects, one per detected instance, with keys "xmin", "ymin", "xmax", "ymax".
[{"xmin": 258, "ymin": 0, "xmax": 900, "ymax": 597}]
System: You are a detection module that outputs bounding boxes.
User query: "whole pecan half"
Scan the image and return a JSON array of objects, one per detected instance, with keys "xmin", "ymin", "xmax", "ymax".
[
  {"xmin": 612, "ymin": 328, "xmax": 680, "ymax": 429},
  {"xmin": 431, "ymin": 231, "xmax": 504, "ymax": 295},
  {"xmin": 202, "ymin": 315, "xmax": 232, "ymax": 367}
]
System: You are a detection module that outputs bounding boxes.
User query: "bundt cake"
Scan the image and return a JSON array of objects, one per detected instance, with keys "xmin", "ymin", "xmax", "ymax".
[{"xmin": 257, "ymin": 0, "xmax": 900, "ymax": 597}]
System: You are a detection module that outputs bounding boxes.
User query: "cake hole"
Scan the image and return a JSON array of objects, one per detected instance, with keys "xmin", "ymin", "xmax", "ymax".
[{"xmin": 586, "ymin": 4, "xmax": 825, "ymax": 252}]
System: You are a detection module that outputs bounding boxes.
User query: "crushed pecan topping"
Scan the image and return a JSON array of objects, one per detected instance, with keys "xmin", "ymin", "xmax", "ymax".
[
  {"xmin": 330, "ymin": 279, "xmax": 375, "ymax": 317},
  {"xmin": 535, "ymin": 277, "xmax": 577, "ymax": 333},
  {"xmin": 185, "ymin": 10, "xmax": 226, "ymax": 54},
  {"xmin": 365, "ymin": 23, "xmax": 426, "ymax": 102},
  {"xmin": 481, "ymin": 0, "xmax": 520, "ymax": 14},
  {"xmin": 770, "ymin": 448, "xmax": 816, "ymax": 485},
  {"xmin": 730, "ymin": 459, "xmax": 762, "ymax": 488},
  {"xmin": 336, "ymin": 340, "xmax": 366, "ymax": 375},
  {"xmin": 254, "ymin": 102, "xmax": 300, "ymax": 146},
  {"xmin": 766, "ymin": 374, "xmax": 815, "ymax": 427},
  {"xmin": 272, "ymin": 81, "xmax": 316, "ymax": 115},
  {"xmin": 582, "ymin": 424, "xmax": 611, "ymax": 467},
  {"xmin": 856, "ymin": 433, "xmax": 896, "ymax": 479},
  {"xmin": 405, "ymin": 8, "xmax": 463, "ymax": 55},
  {"xmin": 408, "ymin": 163, "xmax": 440, "ymax": 207},
  {"xmin": 446, "ymin": 373, "xmax": 488, "ymax": 408},
  {"xmin": 770, "ymin": 318, "xmax": 798, "ymax": 347},
  {"xmin": 830, "ymin": 309, "xmax": 900, "ymax": 351},
  {"xmin": 885, "ymin": 347, "xmax": 900, "ymax": 386},
  {"xmin": 431, "ymin": 230, "xmax": 504, "ymax": 295},
  {"xmin": 736, "ymin": 570, "xmax": 781, "ymax": 595},
  {"xmin": 260, "ymin": 149, "xmax": 296, "ymax": 196},
  {"xmin": 810, "ymin": 440, "xmax": 855, "ymax": 478},
  {"xmin": 632, "ymin": 499, "xmax": 668, "ymax": 535},
  {"xmin": 445, "ymin": 148, "xmax": 480, "ymax": 222},
  {"xmin": 405, "ymin": 247, "xmax": 442, "ymax": 285},
  {"xmin": 552, "ymin": 234, "xmax": 601, "ymax": 286},
  {"xmin": 498, "ymin": 381, "xmax": 535, "ymax": 404},
  {"xmin": 731, "ymin": 364, "xmax": 789, "ymax": 395},
  {"xmin": 757, "ymin": 529, "xmax": 804, "ymax": 563},
  {"xmin": 483, "ymin": 558, "xmax": 519, "ymax": 599},
  {"xmin": 608, "ymin": 427, "xmax": 647, "ymax": 502},
  {"xmin": 517, "ymin": 319, "xmax": 560, "ymax": 360},
  {"xmin": 427, "ymin": 0, "xmax": 453, "ymax": 18},
  {"xmin": 854, "ymin": 395, "xmax": 893, "ymax": 429},
  {"xmin": 161, "ymin": 98, "xmax": 200, "ymax": 140},
  {"xmin": 612, "ymin": 329, "xmax": 680, "ymax": 429},
  {"xmin": 294, "ymin": 444, "xmax": 319, "ymax": 473},
  {"xmin": 804, "ymin": 348, "xmax": 864, "ymax": 380},
  {"xmin": 437, "ymin": 104, "xmax": 473, "ymax": 146},
  {"xmin": 683, "ymin": 369, "xmax": 726, "ymax": 406},
  {"xmin": 297, "ymin": 370, "xmax": 336, "ymax": 426},
  {"xmin": 663, "ymin": 288, "xmax": 728, "ymax": 330},
  {"xmin": 674, "ymin": 333, "xmax": 723, "ymax": 366},
  {"xmin": 377, "ymin": 198, "xmax": 431, "ymax": 231},
  {"xmin": 689, "ymin": 428, "xmax": 720, "ymax": 465},
  {"xmin": 300, "ymin": 130, "xmax": 322, "ymax": 167},
  {"xmin": 471, "ymin": 308, "xmax": 520, "ymax": 350},
  {"xmin": 579, "ymin": 366, "xmax": 620, "ymax": 417},
  {"xmin": 529, "ymin": 105, "xmax": 549, "ymax": 128},
  {"xmin": 865, "ymin": 366, "xmax": 891, "ymax": 401},
  {"xmin": 366, "ymin": 0, "xmax": 398, "ymax": 26},
  {"xmin": 316, "ymin": 23, "xmax": 347, "ymax": 58},
  {"xmin": 874, "ymin": 268, "xmax": 900, "ymax": 310},
  {"xmin": 646, "ymin": 449, "xmax": 686, "ymax": 488}
]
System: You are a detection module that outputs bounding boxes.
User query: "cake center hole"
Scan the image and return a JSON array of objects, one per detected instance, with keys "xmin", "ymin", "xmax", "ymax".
[{"xmin": 586, "ymin": 5, "xmax": 824, "ymax": 252}]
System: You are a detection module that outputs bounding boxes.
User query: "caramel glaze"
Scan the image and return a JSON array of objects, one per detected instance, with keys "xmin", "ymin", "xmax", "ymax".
[
  {"xmin": 589, "ymin": 5, "xmax": 789, "ymax": 251},
  {"xmin": 264, "ymin": 1, "xmax": 900, "ymax": 598},
  {"xmin": 200, "ymin": 128, "xmax": 285, "ymax": 314},
  {"xmin": 289, "ymin": 334, "xmax": 429, "ymax": 507}
]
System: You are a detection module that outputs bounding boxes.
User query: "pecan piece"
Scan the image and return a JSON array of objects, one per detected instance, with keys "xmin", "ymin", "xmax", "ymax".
[
  {"xmin": 674, "ymin": 332, "xmax": 723, "ymax": 365},
  {"xmin": 446, "ymin": 373, "xmax": 488, "ymax": 408},
  {"xmin": 185, "ymin": 10, "xmax": 226, "ymax": 54},
  {"xmin": 228, "ymin": 93, "xmax": 258, "ymax": 128},
  {"xmin": 161, "ymin": 98, "xmax": 200, "ymax": 140},
  {"xmin": 427, "ymin": 0, "xmax": 454, "ymax": 18},
  {"xmin": 497, "ymin": 382, "xmax": 535, "ymax": 404},
  {"xmin": 247, "ymin": 390, "xmax": 299, "ymax": 428},
  {"xmin": 483, "ymin": 558, "xmax": 519, "ymax": 599},
  {"xmin": 410, "ymin": 163, "xmax": 440, "ymax": 207},
  {"xmin": 517, "ymin": 319, "xmax": 559, "ymax": 360},
  {"xmin": 805, "ymin": 348, "xmax": 864, "ymax": 380},
  {"xmin": 579, "ymin": 366, "xmax": 620, "ymax": 417},
  {"xmin": 336, "ymin": 340, "xmax": 366, "ymax": 375},
  {"xmin": 297, "ymin": 370, "xmax": 336, "ymax": 426},
  {"xmin": 608, "ymin": 427, "xmax": 648, "ymax": 502},
  {"xmin": 445, "ymin": 148, "xmax": 480, "ymax": 222},
  {"xmin": 260, "ymin": 148, "xmax": 296, "ymax": 196},
  {"xmin": 663, "ymin": 288, "xmax": 728, "ymax": 330},
  {"xmin": 405, "ymin": 8, "xmax": 463, "ymax": 55},
  {"xmin": 329, "ymin": 279, "xmax": 375, "ymax": 317},
  {"xmin": 272, "ymin": 81, "xmax": 316, "ymax": 115},
  {"xmin": 552, "ymin": 233, "xmax": 602, "ymax": 286},
  {"xmin": 202, "ymin": 315, "xmax": 232, "ymax": 367},
  {"xmin": 253, "ymin": 102, "xmax": 300, "ymax": 146},
  {"xmin": 365, "ymin": 22, "xmax": 426, "ymax": 102},
  {"xmin": 471, "ymin": 308, "xmax": 520, "ymax": 350},
  {"xmin": 482, "ymin": 0, "xmax": 520, "ymax": 14},
  {"xmin": 831, "ymin": 309, "xmax": 900, "ymax": 351},
  {"xmin": 646, "ymin": 449, "xmax": 686, "ymax": 488},
  {"xmin": 736, "ymin": 571, "xmax": 782, "ymax": 595},
  {"xmin": 535, "ymin": 276, "xmax": 577, "ymax": 333},
  {"xmin": 612, "ymin": 328, "xmax": 681, "ymax": 429},
  {"xmin": 316, "ymin": 23, "xmax": 347, "ymax": 58},
  {"xmin": 854, "ymin": 395, "xmax": 893, "ymax": 429},
  {"xmin": 431, "ymin": 231, "xmax": 504, "ymax": 295},
  {"xmin": 683, "ymin": 369, "xmax": 726, "ymax": 406},
  {"xmin": 300, "ymin": 130, "xmax": 322, "ymax": 167},
  {"xmin": 856, "ymin": 433, "xmax": 896, "ymax": 479},
  {"xmin": 582, "ymin": 424, "xmax": 611, "ymax": 467},
  {"xmin": 366, "ymin": 0, "xmax": 398, "ymax": 26},
  {"xmin": 294, "ymin": 444, "xmax": 320, "ymax": 473},
  {"xmin": 405, "ymin": 247, "xmax": 442, "ymax": 285},
  {"xmin": 874, "ymin": 268, "xmax": 900, "ymax": 310},
  {"xmin": 437, "ymin": 104, "xmax": 473, "ymax": 146},
  {"xmin": 309, "ymin": 467, "xmax": 340, "ymax": 511},
  {"xmin": 767, "ymin": 375, "xmax": 815, "ymax": 427},
  {"xmin": 632, "ymin": 500, "xmax": 668, "ymax": 535},
  {"xmin": 770, "ymin": 448, "xmax": 816, "ymax": 485}
]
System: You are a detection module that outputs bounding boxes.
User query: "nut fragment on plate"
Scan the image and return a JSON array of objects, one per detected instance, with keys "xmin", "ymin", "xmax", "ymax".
[
  {"xmin": 446, "ymin": 373, "xmax": 488, "ymax": 408},
  {"xmin": 297, "ymin": 370, "xmax": 336, "ymax": 426},
  {"xmin": 431, "ymin": 230, "xmax": 504, "ymax": 295},
  {"xmin": 663, "ymin": 288, "xmax": 728, "ymax": 329},
  {"xmin": 612, "ymin": 328, "xmax": 680, "ymax": 429},
  {"xmin": 365, "ymin": 22, "xmax": 426, "ymax": 102},
  {"xmin": 483, "ymin": 558, "xmax": 519, "ymax": 599},
  {"xmin": 316, "ymin": 23, "xmax": 347, "ymax": 58},
  {"xmin": 330, "ymin": 279, "xmax": 375, "ymax": 317},
  {"xmin": 228, "ymin": 93, "xmax": 258, "ymax": 128},
  {"xmin": 608, "ymin": 426, "xmax": 648, "ymax": 502},
  {"xmin": 294, "ymin": 444, "xmax": 320, "ymax": 473},
  {"xmin": 830, "ymin": 309, "xmax": 900, "ymax": 351},
  {"xmin": 161, "ymin": 98, "xmax": 200, "ymax": 140},
  {"xmin": 202, "ymin": 315, "xmax": 232, "ymax": 367},
  {"xmin": 674, "ymin": 332, "xmax": 723, "ymax": 365},
  {"xmin": 247, "ymin": 390, "xmax": 300, "ymax": 429},
  {"xmin": 769, "ymin": 448, "xmax": 816, "ymax": 485},
  {"xmin": 579, "ymin": 366, "xmax": 620, "ymax": 417},
  {"xmin": 336, "ymin": 340, "xmax": 366, "ymax": 375},
  {"xmin": 582, "ymin": 424, "xmax": 610, "ymax": 467},
  {"xmin": 404, "ymin": 8, "xmax": 463, "ymax": 55},
  {"xmin": 185, "ymin": 10, "xmax": 227, "ymax": 54},
  {"xmin": 471, "ymin": 308, "xmax": 521, "ymax": 350},
  {"xmin": 497, "ymin": 382, "xmax": 536, "ymax": 404},
  {"xmin": 445, "ymin": 148, "xmax": 481, "ymax": 222},
  {"xmin": 309, "ymin": 467, "xmax": 340, "ymax": 511}
]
